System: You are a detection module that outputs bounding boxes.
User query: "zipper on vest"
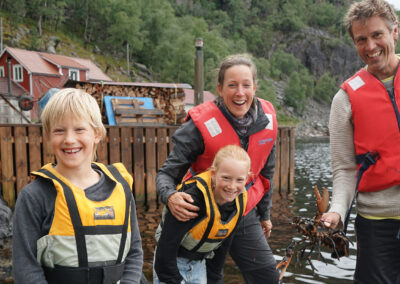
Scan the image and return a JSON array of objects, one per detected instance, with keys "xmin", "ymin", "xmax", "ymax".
[{"xmin": 388, "ymin": 89, "xmax": 400, "ymax": 132}]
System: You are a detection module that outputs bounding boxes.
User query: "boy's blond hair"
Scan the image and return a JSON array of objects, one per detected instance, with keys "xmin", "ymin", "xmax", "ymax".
[
  {"xmin": 41, "ymin": 88, "xmax": 106, "ymax": 140},
  {"xmin": 211, "ymin": 145, "xmax": 251, "ymax": 175}
]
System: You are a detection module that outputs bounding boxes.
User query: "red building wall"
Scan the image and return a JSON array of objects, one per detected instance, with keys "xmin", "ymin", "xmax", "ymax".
[
  {"xmin": 0, "ymin": 53, "xmax": 30, "ymax": 93},
  {"xmin": 60, "ymin": 67, "xmax": 86, "ymax": 81},
  {"xmin": 31, "ymin": 74, "xmax": 65, "ymax": 99}
]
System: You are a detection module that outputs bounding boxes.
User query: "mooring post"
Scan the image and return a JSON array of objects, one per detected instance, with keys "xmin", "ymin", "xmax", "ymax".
[{"xmin": 194, "ymin": 38, "xmax": 204, "ymax": 106}]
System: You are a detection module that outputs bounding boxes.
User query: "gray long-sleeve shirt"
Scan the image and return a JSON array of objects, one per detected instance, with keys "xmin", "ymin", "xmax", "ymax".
[{"xmin": 12, "ymin": 165, "xmax": 143, "ymax": 284}]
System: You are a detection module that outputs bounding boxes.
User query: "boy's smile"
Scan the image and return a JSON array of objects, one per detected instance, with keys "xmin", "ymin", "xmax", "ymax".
[{"xmin": 50, "ymin": 115, "xmax": 101, "ymax": 178}]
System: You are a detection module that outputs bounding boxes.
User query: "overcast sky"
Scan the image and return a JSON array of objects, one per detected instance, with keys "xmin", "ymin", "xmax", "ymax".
[{"xmin": 387, "ymin": 0, "xmax": 400, "ymax": 10}]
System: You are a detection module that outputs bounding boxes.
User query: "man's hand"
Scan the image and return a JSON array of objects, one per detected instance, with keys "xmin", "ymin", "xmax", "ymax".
[
  {"xmin": 261, "ymin": 219, "xmax": 273, "ymax": 239},
  {"xmin": 167, "ymin": 192, "xmax": 200, "ymax": 221},
  {"xmin": 321, "ymin": 212, "xmax": 341, "ymax": 229}
]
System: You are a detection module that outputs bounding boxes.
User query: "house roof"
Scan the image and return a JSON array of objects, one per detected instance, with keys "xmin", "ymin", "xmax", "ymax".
[
  {"xmin": 183, "ymin": 89, "xmax": 216, "ymax": 105},
  {"xmin": 40, "ymin": 52, "xmax": 88, "ymax": 70},
  {"xmin": 0, "ymin": 78, "xmax": 29, "ymax": 96},
  {"xmin": 5, "ymin": 47, "xmax": 60, "ymax": 76},
  {"xmin": 2, "ymin": 47, "xmax": 110, "ymax": 81},
  {"xmin": 71, "ymin": 57, "xmax": 112, "ymax": 81}
]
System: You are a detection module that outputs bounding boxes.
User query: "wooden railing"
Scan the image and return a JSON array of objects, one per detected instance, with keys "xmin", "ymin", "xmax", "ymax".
[{"xmin": 0, "ymin": 124, "xmax": 295, "ymax": 209}]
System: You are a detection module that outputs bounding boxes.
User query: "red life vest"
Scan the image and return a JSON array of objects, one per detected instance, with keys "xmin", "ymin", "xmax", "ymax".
[
  {"xmin": 186, "ymin": 99, "xmax": 277, "ymax": 214},
  {"xmin": 341, "ymin": 68, "xmax": 400, "ymax": 192}
]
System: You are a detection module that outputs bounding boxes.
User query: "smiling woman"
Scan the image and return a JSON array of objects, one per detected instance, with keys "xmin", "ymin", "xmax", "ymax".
[{"xmin": 155, "ymin": 53, "xmax": 280, "ymax": 284}]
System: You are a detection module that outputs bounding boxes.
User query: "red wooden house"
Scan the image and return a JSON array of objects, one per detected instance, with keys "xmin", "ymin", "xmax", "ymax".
[{"xmin": 0, "ymin": 46, "xmax": 112, "ymax": 120}]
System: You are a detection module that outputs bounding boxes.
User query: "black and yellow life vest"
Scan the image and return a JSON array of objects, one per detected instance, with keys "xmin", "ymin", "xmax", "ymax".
[
  {"xmin": 156, "ymin": 170, "xmax": 247, "ymax": 258},
  {"xmin": 33, "ymin": 162, "xmax": 133, "ymax": 284}
]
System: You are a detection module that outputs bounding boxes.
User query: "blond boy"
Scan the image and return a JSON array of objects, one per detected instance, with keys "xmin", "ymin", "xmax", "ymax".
[{"xmin": 12, "ymin": 88, "xmax": 143, "ymax": 284}]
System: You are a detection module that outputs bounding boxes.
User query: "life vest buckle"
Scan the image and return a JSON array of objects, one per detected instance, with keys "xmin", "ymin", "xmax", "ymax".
[{"xmin": 365, "ymin": 150, "xmax": 380, "ymax": 165}]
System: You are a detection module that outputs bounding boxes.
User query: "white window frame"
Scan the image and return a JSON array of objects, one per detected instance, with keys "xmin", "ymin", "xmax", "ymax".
[
  {"xmin": 13, "ymin": 65, "xmax": 23, "ymax": 82},
  {"xmin": 69, "ymin": 68, "xmax": 80, "ymax": 81},
  {"xmin": 0, "ymin": 66, "xmax": 4, "ymax": 77}
]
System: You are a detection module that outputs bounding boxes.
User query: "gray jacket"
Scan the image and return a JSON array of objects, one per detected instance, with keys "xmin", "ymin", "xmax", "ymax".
[{"xmin": 156, "ymin": 99, "xmax": 276, "ymax": 220}]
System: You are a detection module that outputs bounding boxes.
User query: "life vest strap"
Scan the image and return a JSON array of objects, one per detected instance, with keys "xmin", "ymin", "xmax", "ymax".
[
  {"xmin": 37, "ymin": 168, "xmax": 89, "ymax": 267},
  {"xmin": 344, "ymin": 150, "xmax": 380, "ymax": 233},
  {"xmin": 105, "ymin": 164, "xmax": 132, "ymax": 264},
  {"xmin": 43, "ymin": 262, "xmax": 125, "ymax": 284},
  {"xmin": 190, "ymin": 176, "xmax": 215, "ymax": 252}
]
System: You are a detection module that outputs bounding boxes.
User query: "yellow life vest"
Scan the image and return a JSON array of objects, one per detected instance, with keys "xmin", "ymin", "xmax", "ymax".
[
  {"xmin": 33, "ymin": 162, "xmax": 132, "ymax": 283},
  {"xmin": 179, "ymin": 171, "xmax": 247, "ymax": 254}
]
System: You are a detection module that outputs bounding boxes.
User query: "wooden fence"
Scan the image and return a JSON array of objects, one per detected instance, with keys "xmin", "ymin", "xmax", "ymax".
[{"xmin": 0, "ymin": 124, "xmax": 295, "ymax": 209}]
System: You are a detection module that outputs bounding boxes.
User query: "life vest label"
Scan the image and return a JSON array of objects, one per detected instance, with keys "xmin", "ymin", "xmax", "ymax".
[
  {"xmin": 204, "ymin": 117, "xmax": 222, "ymax": 137},
  {"xmin": 265, "ymin": 113, "xmax": 273, "ymax": 130},
  {"xmin": 348, "ymin": 76, "xmax": 365, "ymax": 91},
  {"xmin": 94, "ymin": 206, "xmax": 116, "ymax": 220},
  {"xmin": 215, "ymin": 229, "xmax": 228, "ymax": 237}
]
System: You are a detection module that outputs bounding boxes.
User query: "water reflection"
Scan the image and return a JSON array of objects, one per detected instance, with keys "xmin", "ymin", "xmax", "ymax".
[
  {"xmin": 137, "ymin": 138, "xmax": 357, "ymax": 283},
  {"xmin": 271, "ymin": 138, "xmax": 357, "ymax": 284}
]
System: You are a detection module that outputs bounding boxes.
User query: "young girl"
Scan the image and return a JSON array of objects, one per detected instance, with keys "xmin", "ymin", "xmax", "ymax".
[
  {"xmin": 153, "ymin": 145, "xmax": 251, "ymax": 284},
  {"xmin": 12, "ymin": 88, "xmax": 143, "ymax": 284}
]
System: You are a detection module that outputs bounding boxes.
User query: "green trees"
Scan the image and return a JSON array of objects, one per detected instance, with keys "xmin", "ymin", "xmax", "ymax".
[
  {"xmin": 284, "ymin": 69, "xmax": 314, "ymax": 114},
  {"xmin": 307, "ymin": 2, "xmax": 342, "ymax": 28},
  {"xmin": 314, "ymin": 72, "xmax": 338, "ymax": 103},
  {"xmin": 269, "ymin": 49, "xmax": 302, "ymax": 79},
  {"xmin": 1, "ymin": 0, "xmax": 347, "ymax": 114}
]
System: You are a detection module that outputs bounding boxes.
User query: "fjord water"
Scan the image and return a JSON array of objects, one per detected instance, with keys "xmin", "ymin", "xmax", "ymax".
[
  {"xmin": 268, "ymin": 138, "xmax": 357, "ymax": 284},
  {"xmin": 138, "ymin": 138, "xmax": 357, "ymax": 283}
]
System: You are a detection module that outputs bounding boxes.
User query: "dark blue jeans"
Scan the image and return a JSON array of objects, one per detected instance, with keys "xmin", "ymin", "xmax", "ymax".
[{"xmin": 354, "ymin": 215, "xmax": 400, "ymax": 284}]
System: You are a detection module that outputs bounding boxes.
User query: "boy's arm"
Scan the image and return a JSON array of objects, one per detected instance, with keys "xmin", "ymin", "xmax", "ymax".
[
  {"xmin": 120, "ymin": 194, "xmax": 143, "ymax": 284},
  {"xmin": 12, "ymin": 182, "xmax": 55, "ymax": 284}
]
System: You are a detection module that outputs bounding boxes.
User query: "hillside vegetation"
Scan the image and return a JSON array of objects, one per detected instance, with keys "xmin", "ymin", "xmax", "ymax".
[{"xmin": 2, "ymin": 0, "xmax": 400, "ymax": 122}]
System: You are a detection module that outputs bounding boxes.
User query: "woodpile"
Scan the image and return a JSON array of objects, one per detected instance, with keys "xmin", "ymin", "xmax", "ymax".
[
  {"xmin": 112, "ymin": 98, "xmax": 164, "ymax": 125},
  {"xmin": 72, "ymin": 82, "xmax": 187, "ymax": 125}
]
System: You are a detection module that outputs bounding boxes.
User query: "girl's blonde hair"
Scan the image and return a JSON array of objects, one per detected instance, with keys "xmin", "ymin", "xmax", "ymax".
[
  {"xmin": 211, "ymin": 145, "xmax": 251, "ymax": 175},
  {"xmin": 41, "ymin": 88, "xmax": 106, "ymax": 140}
]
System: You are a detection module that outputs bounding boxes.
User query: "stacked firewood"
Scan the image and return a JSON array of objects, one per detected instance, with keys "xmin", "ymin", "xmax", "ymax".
[{"xmin": 73, "ymin": 82, "xmax": 187, "ymax": 125}]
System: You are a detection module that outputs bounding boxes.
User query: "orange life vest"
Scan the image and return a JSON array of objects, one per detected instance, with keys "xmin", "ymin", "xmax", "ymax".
[
  {"xmin": 186, "ymin": 99, "xmax": 277, "ymax": 214},
  {"xmin": 341, "ymin": 68, "xmax": 400, "ymax": 192}
]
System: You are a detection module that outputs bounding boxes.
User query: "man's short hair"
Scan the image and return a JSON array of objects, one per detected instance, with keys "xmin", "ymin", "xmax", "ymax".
[{"xmin": 344, "ymin": 0, "xmax": 398, "ymax": 39}]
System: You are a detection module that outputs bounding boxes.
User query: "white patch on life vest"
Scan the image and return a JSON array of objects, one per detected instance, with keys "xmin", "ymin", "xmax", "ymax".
[
  {"xmin": 94, "ymin": 206, "xmax": 115, "ymax": 220},
  {"xmin": 348, "ymin": 76, "xmax": 365, "ymax": 91},
  {"xmin": 204, "ymin": 117, "xmax": 222, "ymax": 137},
  {"xmin": 265, "ymin": 113, "xmax": 273, "ymax": 130}
]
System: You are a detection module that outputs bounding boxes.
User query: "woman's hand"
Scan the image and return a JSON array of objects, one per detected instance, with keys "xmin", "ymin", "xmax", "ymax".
[
  {"xmin": 321, "ymin": 212, "xmax": 341, "ymax": 229},
  {"xmin": 261, "ymin": 220, "xmax": 273, "ymax": 239},
  {"xmin": 167, "ymin": 192, "xmax": 200, "ymax": 221}
]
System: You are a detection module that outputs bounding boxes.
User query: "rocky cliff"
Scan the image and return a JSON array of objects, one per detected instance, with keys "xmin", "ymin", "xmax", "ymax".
[{"xmin": 273, "ymin": 27, "xmax": 363, "ymax": 137}]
